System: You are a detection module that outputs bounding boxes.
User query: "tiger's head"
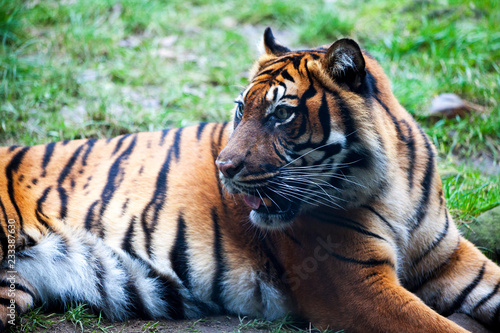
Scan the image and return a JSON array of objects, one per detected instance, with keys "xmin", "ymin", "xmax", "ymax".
[{"xmin": 216, "ymin": 28, "xmax": 388, "ymax": 230}]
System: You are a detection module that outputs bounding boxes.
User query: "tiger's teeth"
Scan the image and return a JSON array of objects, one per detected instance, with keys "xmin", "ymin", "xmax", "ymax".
[
  {"xmin": 262, "ymin": 198, "xmax": 272, "ymax": 207},
  {"xmin": 242, "ymin": 194, "xmax": 262, "ymax": 210}
]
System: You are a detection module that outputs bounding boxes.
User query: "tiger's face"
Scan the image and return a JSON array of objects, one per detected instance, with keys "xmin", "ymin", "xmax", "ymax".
[{"xmin": 217, "ymin": 28, "xmax": 380, "ymax": 229}]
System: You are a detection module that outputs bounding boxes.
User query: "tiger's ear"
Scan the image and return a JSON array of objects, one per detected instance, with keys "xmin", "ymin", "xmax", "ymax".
[
  {"xmin": 321, "ymin": 38, "xmax": 366, "ymax": 90},
  {"xmin": 263, "ymin": 27, "xmax": 290, "ymax": 56}
]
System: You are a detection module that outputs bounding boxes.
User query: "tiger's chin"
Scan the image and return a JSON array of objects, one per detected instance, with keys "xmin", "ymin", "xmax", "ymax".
[{"xmin": 248, "ymin": 198, "xmax": 300, "ymax": 230}]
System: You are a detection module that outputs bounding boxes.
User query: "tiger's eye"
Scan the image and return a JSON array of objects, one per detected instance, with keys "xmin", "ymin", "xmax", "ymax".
[
  {"xmin": 275, "ymin": 107, "xmax": 289, "ymax": 120},
  {"xmin": 235, "ymin": 103, "xmax": 243, "ymax": 118}
]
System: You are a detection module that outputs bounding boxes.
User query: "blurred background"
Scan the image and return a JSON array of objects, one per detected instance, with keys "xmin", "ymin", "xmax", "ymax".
[
  {"xmin": 1, "ymin": 0, "xmax": 499, "ymax": 330},
  {"xmin": 0, "ymin": 0, "xmax": 499, "ymax": 250}
]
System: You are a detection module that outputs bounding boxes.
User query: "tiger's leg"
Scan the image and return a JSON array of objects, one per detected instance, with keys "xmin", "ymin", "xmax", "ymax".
[
  {"xmin": 282, "ymin": 226, "xmax": 468, "ymax": 333},
  {"xmin": 410, "ymin": 237, "xmax": 500, "ymax": 330},
  {"xmin": 0, "ymin": 225, "xmax": 200, "ymax": 329},
  {"xmin": 292, "ymin": 258, "xmax": 470, "ymax": 332}
]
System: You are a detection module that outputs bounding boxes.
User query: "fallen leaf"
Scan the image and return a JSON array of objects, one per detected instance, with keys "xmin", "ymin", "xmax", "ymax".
[{"xmin": 428, "ymin": 93, "xmax": 486, "ymax": 119}]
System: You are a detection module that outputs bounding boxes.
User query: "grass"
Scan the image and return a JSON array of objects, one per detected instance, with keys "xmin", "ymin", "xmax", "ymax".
[
  {"xmin": 236, "ymin": 315, "xmax": 340, "ymax": 333},
  {"xmin": 1, "ymin": 0, "xmax": 499, "ymax": 331},
  {"xmin": 12, "ymin": 303, "xmax": 112, "ymax": 332}
]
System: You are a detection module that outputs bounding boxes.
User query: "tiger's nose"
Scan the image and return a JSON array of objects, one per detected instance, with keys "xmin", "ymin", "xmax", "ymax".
[{"xmin": 216, "ymin": 160, "xmax": 243, "ymax": 178}]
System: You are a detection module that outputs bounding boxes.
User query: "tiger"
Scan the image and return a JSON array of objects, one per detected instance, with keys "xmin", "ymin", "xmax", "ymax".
[{"xmin": 0, "ymin": 27, "xmax": 499, "ymax": 332}]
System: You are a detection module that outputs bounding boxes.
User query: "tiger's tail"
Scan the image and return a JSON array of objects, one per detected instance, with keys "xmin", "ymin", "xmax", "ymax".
[{"xmin": 0, "ymin": 222, "xmax": 200, "ymax": 328}]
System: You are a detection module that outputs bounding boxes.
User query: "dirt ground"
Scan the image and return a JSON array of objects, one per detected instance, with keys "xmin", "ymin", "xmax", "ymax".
[
  {"xmin": 12, "ymin": 313, "xmax": 493, "ymax": 333},
  {"xmin": 15, "ymin": 315, "xmax": 274, "ymax": 333}
]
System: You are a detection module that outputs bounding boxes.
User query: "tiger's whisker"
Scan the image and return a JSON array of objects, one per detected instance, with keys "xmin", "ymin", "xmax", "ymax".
[
  {"xmin": 268, "ymin": 181, "xmax": 343, "ymax": 209},
  {"xmin": 271, "ymin": 178, "xmax": 347, "ymax": 204}
]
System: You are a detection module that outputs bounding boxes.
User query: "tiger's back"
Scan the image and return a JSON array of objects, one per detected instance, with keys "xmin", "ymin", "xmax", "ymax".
[{"xmin": 0, "ymin": 124, "xmax": 231, "ymax": 248}]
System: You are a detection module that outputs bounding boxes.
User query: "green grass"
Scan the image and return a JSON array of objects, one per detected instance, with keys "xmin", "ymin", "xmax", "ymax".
[
  {"xmin": 1, "ymin": 0, "xmax": 499, "ymax": 331},
  {"xmin": 12, "ymin": 303, "xmax": 112, "ymax": 332},
  {"xmin": 236, "ymin": 314, "xmax": 339, "ymax": 333}
]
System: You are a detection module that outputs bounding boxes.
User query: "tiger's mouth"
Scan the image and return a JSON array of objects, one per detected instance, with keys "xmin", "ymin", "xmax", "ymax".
[
  {"xmin": 220, "ymin": 173, "xmax": 303, "ymax": 228},
  {"xmin": 237, "ymin": 187, "xmax": 301, "ymax": 229},
  {"xmin": 242, "ymin": 191, "xmax": 295, "ymax": 215}
]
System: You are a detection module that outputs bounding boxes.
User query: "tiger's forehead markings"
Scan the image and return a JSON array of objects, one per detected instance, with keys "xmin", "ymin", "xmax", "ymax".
[{"xmin": 266, "ymin": 85, "xmax": 286, "ymax": 103}]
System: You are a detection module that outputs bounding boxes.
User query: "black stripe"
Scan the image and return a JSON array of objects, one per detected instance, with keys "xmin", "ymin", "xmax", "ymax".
[
  {"xmin": 292, "ymin": 56, "xmax": 302, "ymax": 71},
  {"xmin": 409, "ymin": 126, "xmax": 435, "ymax": 233},
  {"xmin": 411, "ymin": 210, "xmax": 450, "ymax": 266},
  {"xmin": 373, "ymin": 95, "xmax": 417, "ymax": 189},
  {"xmin": 120, "ymin": 248, "xmax": 185, "ymax": 319},
  {"xmin": 0, "ymin": 280, "xmax": 36, "ymax": 300},
  {"xmin": 287, "ymin": 79, "xmax": 315, "ymax": 141},
  {"xmin": 84, "ymin": 200, "xmax": 99, "ymax": 230},
  {"xmin": 142, "ymin": 128, "xmax": 183, "ymax": 256},
  {"xmin": 0, "ymin": 298, "xmax": 11, "ymax": 306},
  {"xmin": 272, "ymin": 87, "xmax": 278, "ymax": 102},
  {"xmin": 41, "ymin": 142, "xmax": 56, "ymax": 177},
  {"xmin": 105, "ymin": 250, "xmax": 151, "ymax": 319},
  {"xmin": 112, "ymin": 134, "xmax": 130, "ymax": 155},
  {"xmin": 373, "ymin": 95, "xmax": 403, "ymax": 140},
  {"xmin": 8, "ymin": 145, "xmax": 18, "ymax": 152},
  {"xmin": 57, "ymin": 144, "xmax": 84, "ymax": 186},
  {"xmin": 283, "ymin": 230, "xmax": 302, "ymax": 247},
  {"xmin": 171, "ymin": 213, "xmax": 190, "ymax": 289},
  {"xmin": 473, "ymin": 280, "xmax": 500, "ymax": 312},
  {"xmin": 0, "ymin": 297, "xmax": 21, "ymax": 315},
  {"xmin": 6, "ymin": 146, "xmax": 30, "ymax": 228},
  {"xmin": 210, "ymin": 124, "xmax": 227, "ymax": 214},
  {"xmin": 81, "ymin": 139, "xmax": 97, "ymax": 167},
  {"xmin": 280, "ymin": 69, "xmax": 294, "ymax": 82},
  {"xmin": 94, "ymin": 256, "xmax": 109, "ymax": 311},
  {"xmin": 155, "ymin": 272, "xmax": 185, "ymax": 319},
  {"xmin": 272, "ymin": 140, "xmax": 288, "ymax": 163},
  {"xmin": 0, "ymin": 197, "xmax": 8, "ymax": 256},
  {"xmin": 442, "ymin": 262, "xmax": 486, "ymax": 316},
  {"xmin": 255, "ymin": 68, "xmax": 277, "ymax": 78},
  {"xmin": 406, "ymin": 248, "xmax": 456, "ymax": 292},
  {"xmin": 121, "ymin": 198, "xmax": 130, "ymax": 216},
  {"xmin": 328, "ymin": 89, "xmax": 358, "ymax": 144},
  {"xmin": 172, "ymin": 127, "xmax": 183, "ymax": 160},
  {"xmin": 317, "ymin": 92, "xmax": 331, "ymax": 146},
  {"xmin": 123, "ymin": 275, "xmax": 151, "ymax": 319},
  {"xmin": 362, "ymin": 206, "xmax": 398, "ymax": 241},
  {"xmin": 0, "ymin": 197, "xmax": 7, "ymax": 223},
  {"xmin": 196, "ymin": 122, "xmax": 208, "ymax": 141},
  {"xmin": 57, "ymin": 187, "xmax": 68, "ymax": 220},
  {"xmin": 217, "ymin": 122, "xmax": 228, "ymax": 148},
  {"xmin": 493, "ymin": 302, "xmax": 500, "ymax": 328},
  {"xmin": 399, "ymin": 120, "xmax": 416, "ymax": 189},
  {"xmin": 211, "ymin": 208, "xmax": 226, "ymax": 310},
  {"xmin": 122, "ymin": 216, "xmax": 135, "ymax": 254},
  {"xmin": 160, "ymin": 129, "xmax": 170, "ymax": 146},
  {"xmin": 98, "ymin": 135, "xmax": 137, "ymax": 220},
  {"xmin": 329, "ymin": 251, "xmax": 394, "ymax": 268},
  {"xmin": 362, "ymin": 272, "xmax": 381, "ymax": 283},
  {"xmin": 260, "ymin": 236, "xmax": 290, "ymax": 291},
  {"xmin": 315, "ymin": 216, "xmax": 387, "ymax": 242},
  {"xmin": 35, "ymin": 187, "xmax": 52, "ymax": 229},
  {"xmin": 339, "ymin": 147, "xmax": 371, "ymax": 170}
]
